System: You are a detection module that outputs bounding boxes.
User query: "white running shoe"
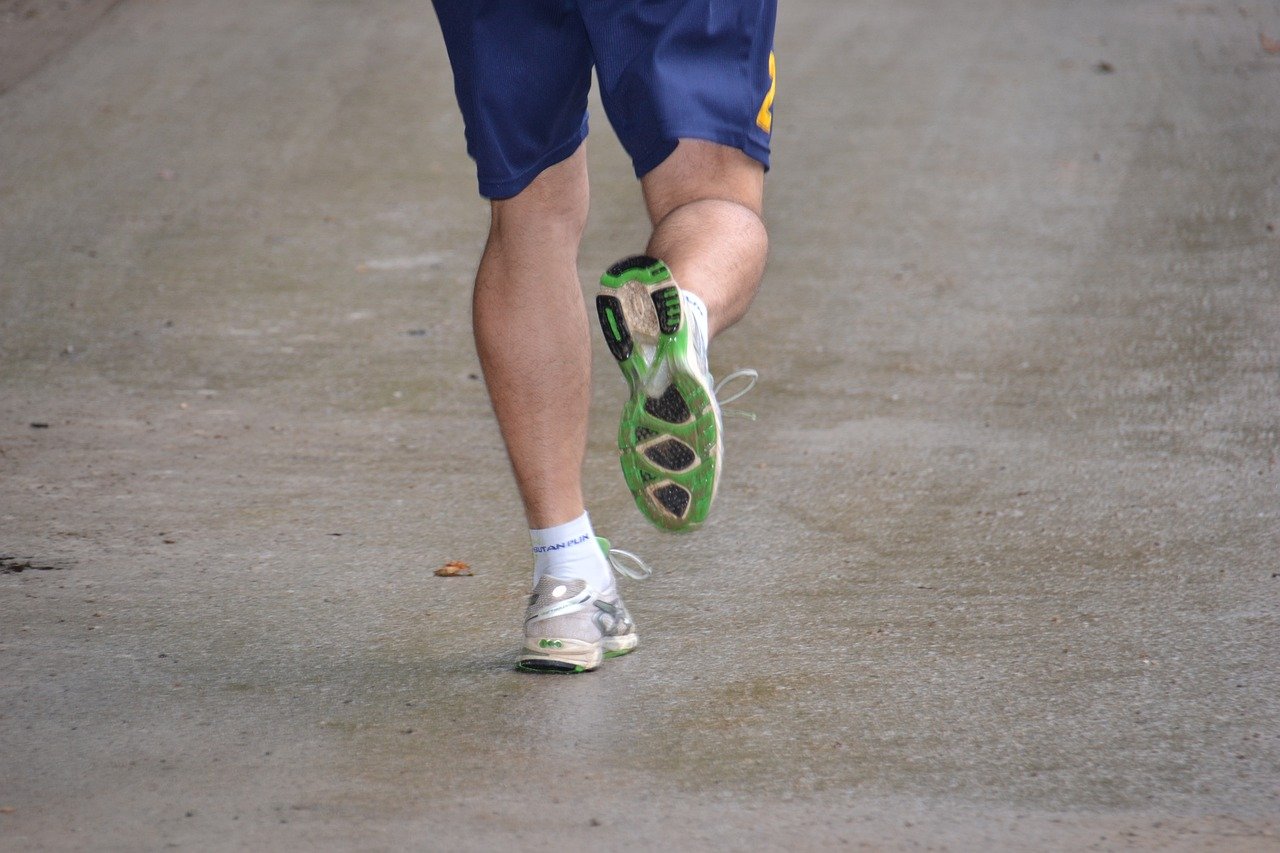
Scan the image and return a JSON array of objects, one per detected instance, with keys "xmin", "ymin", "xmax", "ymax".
[
  {"xmin": 596, "ymin": 255, "xmax": 757, "ymax": 531},
  {"xmin": 517, "ymin": 538, "xmax": 650, "ymax": 673}
]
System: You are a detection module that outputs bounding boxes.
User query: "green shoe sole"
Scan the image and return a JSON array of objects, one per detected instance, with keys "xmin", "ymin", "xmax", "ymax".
[{"xmin": 596, "ymin": 256, "xmax": 722, "ymax": 532}]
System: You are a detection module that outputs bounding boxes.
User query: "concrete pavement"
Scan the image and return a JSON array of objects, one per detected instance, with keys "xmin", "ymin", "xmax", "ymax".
[{"xmin": 1, "ymin": 0, "xmax": 1277, "ymax": 849}]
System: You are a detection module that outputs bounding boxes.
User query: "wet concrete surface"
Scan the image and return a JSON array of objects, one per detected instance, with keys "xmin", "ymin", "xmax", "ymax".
[
  {"xmin": 0, "ymin": 0, "xmax": 121, "ymax": 94},
  {"xmin": 1, "ymin": 0, "xmax": 1278, "ymax": 849}
]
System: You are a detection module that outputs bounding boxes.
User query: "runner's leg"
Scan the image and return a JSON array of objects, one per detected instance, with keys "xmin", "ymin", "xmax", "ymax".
[
  {"xmin": 473, "ymin": 145, "xmax": 592, "ymax": 529},
  {"xmin": 641, "ymin": 139, "xmax": 768, "ymax": 338}
]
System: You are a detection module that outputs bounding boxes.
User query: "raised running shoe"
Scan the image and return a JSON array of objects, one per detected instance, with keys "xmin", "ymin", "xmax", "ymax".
[
  {"xmin": 596, "ymin": 255, "xmax": 755, "ymax": 531},
  {"xmin": 517, "ymin": 538, "xmax": 650, "ymax": 674}
]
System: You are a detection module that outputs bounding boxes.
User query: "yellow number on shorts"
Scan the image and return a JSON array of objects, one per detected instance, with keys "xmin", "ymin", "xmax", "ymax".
[{"xmin": 756, "ymin": 51, "xmax": 776, "ymax": 133}]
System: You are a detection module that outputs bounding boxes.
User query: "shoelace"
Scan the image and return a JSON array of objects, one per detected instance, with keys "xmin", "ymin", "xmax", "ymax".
[
  {"xmin": 606, "ymin": 547, "xmax": 652, "ymax": 580},
  {"xmin": 714, "ymin": 368, "xmax": 759, "ymax": 420}
]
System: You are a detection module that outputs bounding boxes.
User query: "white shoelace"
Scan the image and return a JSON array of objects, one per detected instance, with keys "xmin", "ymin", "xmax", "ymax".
[
  {"xmin": 606, "ymin": 547, "xmax": 652, "ymax": 580},
  {"xmin": 713, "ymin": 368, "xmax": 759, "ymax": 420}
]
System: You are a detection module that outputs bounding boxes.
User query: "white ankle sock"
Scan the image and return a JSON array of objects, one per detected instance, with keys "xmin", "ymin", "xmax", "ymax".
[{"xmin": 530, "ymin": 511, "xmax": 613, "ymax": 591}]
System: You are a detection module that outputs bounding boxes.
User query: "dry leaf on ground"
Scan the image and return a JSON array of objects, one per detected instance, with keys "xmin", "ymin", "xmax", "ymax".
[{"xmin": 434, "ymin": 560, "xmax": 473, "ymax": 577}]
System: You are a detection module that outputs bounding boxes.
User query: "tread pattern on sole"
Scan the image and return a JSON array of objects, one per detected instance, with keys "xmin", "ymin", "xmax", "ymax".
[
  {"xmin": 599, "ymin": 255, "xmax": 719, "ymax": 531},
  {"xmin": 651, "ymin": 285, "xmax": 682, "ymax": 335},
  {"xmin": 644, "ymin": 384, "xmax": 692, "ymax": 424},
  {"xmin": 596, "ymin": 295, "xmax": 632, "ymax": 362},
  {"xmin": 606, "ymin": 255, "xmax": 661, "ymax": 278},
  {"xmin": 651, "ymin": 483, "xmax": 691, "ymax": 519},
  {"xmin": 643, "ymin": 437, "xmax": 697, "ymax": 472}
]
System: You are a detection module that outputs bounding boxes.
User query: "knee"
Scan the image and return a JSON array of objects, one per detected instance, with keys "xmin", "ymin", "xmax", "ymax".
[
  {"xmin": 493, "ymin": 186, "xmax": 589, "ymax": 243},
  {"xmin": 490, "ymin": 157, "xmax": 590, "ymax": 249}
]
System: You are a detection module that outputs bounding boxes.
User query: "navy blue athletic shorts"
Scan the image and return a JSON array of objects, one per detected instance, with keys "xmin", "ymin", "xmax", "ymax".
[{"xmin": 431, "ymin": 0, "xmax": 778, "ymax": 199}]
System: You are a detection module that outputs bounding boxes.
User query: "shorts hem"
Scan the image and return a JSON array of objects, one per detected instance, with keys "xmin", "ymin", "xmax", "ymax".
[
  {"xmin": 477, "ymin": 128, "xmax": 588, "ymax": 200},
  {"xmin": 632, "ymin": 128, "xmax": 771, "ymax": 179}
]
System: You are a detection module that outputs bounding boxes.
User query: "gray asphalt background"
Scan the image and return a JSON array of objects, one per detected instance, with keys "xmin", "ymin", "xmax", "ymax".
[{"xmin": 1, "ymin": 0, "xmax": 1278, "ymax": 849}]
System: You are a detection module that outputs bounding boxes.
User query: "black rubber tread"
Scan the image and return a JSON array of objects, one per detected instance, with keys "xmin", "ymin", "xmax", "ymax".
[
  {"xmin": 644, "ymin": 384, "xmax": 692, "ymax": 424},
  {"xmin": 596, "ymin": 294, "xmax": 632, "ymax": 362},
  {"xmin": 652, "ymin": 483, "xmax": 691, "ymax": 519},
  {"xmin": 606, "ymin": 255, "xmax": 661, "ymax": 277},
  {"xmin": 518, "ymin": 659, "xmax": 585, "ymax": 674},
  {"xmin": 643, "ymin": 437, "xmax": 697, "ymax": 472},
  {"xmin": 635, "ymin": 426, "xmax": 660, "ymax": 441},
  {"xmin": 651, "ymin": 285, "xmax": 682, "ymax": 335}
]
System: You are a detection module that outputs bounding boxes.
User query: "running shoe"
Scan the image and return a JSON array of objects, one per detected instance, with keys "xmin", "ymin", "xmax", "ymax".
[
  {"xmin": 596, "ymin": 256, "xmax": 756, "ymax": 531},
  {"xmin": 517, "ymin": 538, "xmax": 650, "ymax": 674}
]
